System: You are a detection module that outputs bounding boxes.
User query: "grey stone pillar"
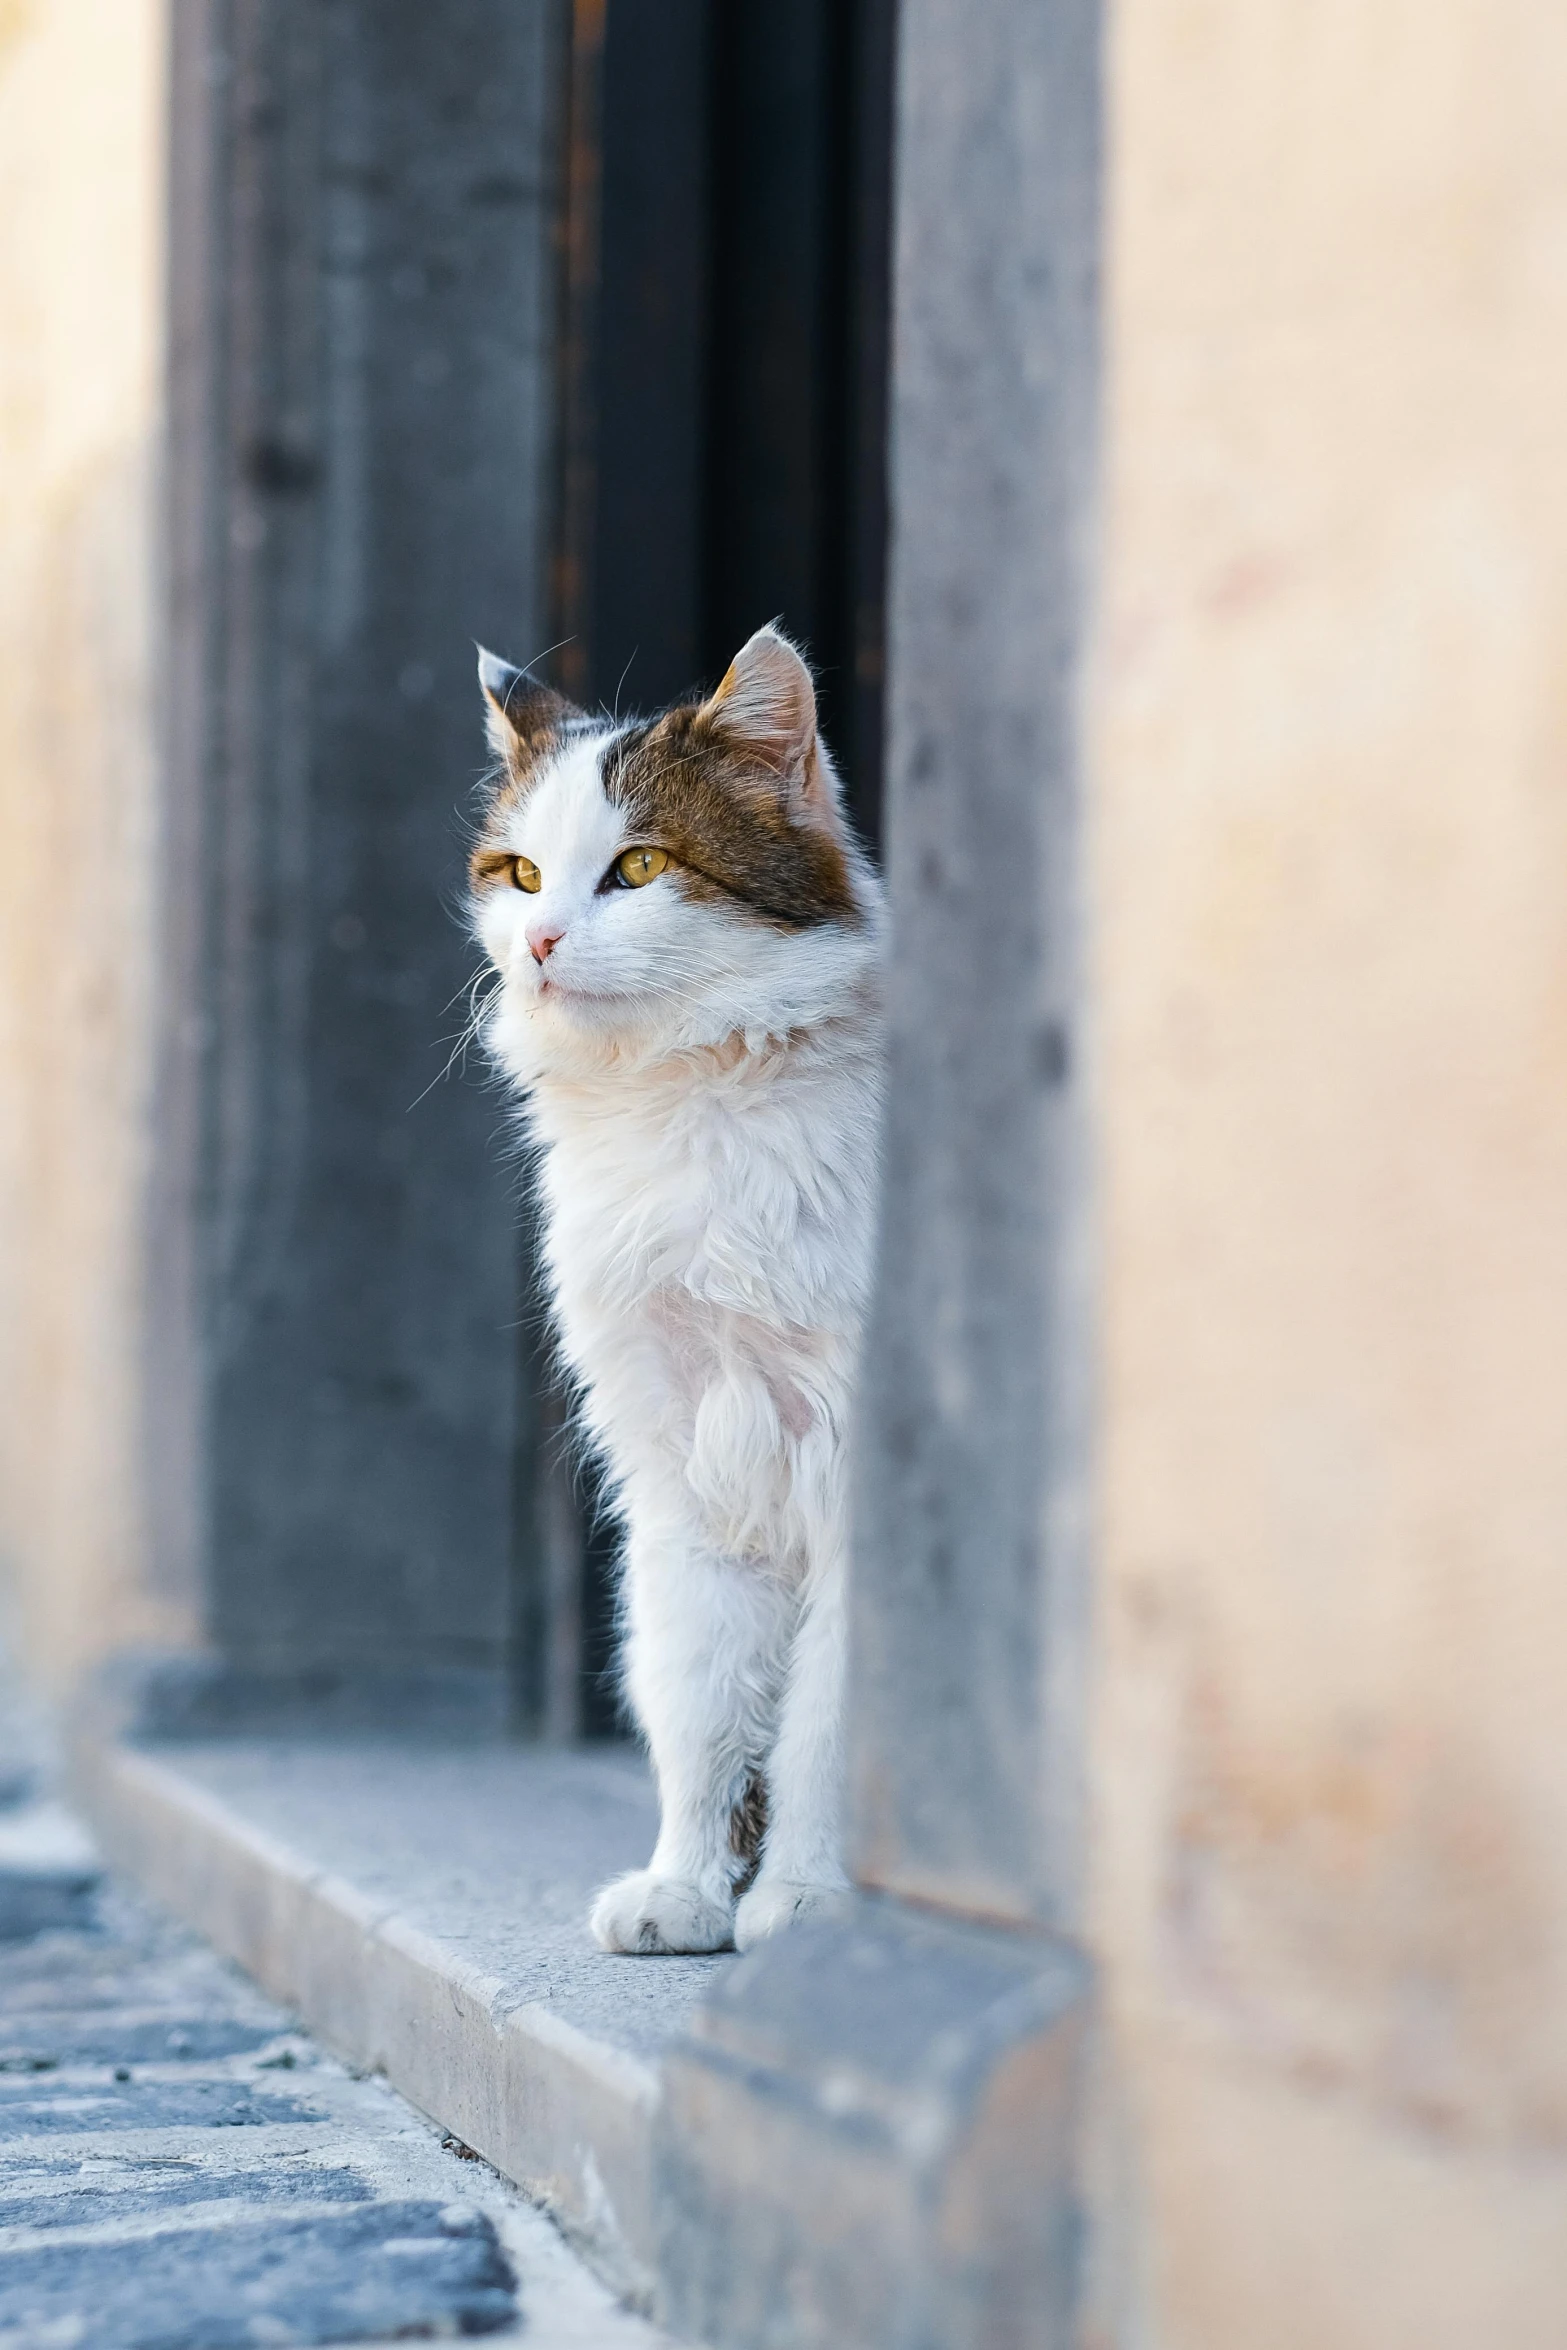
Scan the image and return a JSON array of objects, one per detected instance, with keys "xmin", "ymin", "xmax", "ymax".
[
  {"xmin": 657, "ymin": 0, "xmax": 1102, "ymax": 2340},
  {"xmin": 138, "ymin": 0, "xmax": 564, "ymax": 1731}
]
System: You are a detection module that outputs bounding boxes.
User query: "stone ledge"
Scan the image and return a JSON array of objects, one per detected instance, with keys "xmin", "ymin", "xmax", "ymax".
[
  {"xmin": 73, "ymin": 1738, "xmax": 725, "ymax": 2301},
  {"xmin": 657, "ymin": 1899, "xmax": 1090, "ymax": 2350},
  {"xmin": 74, "ymin": 1737, "xmax": 1094, "ymax": 2346}
]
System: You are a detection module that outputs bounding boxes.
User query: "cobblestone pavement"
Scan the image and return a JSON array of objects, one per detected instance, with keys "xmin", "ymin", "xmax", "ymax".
[{"xmin": 0, "ymin": 1866, "xmax": 668, "ymax": 2348}]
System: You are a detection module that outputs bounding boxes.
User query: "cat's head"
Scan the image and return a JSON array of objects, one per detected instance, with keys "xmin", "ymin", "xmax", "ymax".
[{"xmin": 468, "ymin": 626, "xmax": 882, "ymax": 1074}]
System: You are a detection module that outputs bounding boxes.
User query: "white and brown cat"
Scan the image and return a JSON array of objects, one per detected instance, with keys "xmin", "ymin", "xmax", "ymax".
[{"xmin": 469, "ymin": 627, "xmax": 885, "ymax": 1953}]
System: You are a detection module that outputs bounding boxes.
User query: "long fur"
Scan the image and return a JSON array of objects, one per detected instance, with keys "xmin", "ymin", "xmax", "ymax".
[{"xmin": 469, "ymin": 629, "xmax": 885, "ymax": 1953}]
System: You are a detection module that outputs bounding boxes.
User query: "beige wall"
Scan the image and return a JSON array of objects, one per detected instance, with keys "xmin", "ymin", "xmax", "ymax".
[
  {"xmin": 1094, "ymin": 1, "xmax": 1567, "ymax": 2343},
  {"xmin": 4, "ymin": 0, "xmax": 1567, "ymax": 2334},
  {"xmin": 0, "ymin": 0, "xmax": 187, "ymax": 1689}
]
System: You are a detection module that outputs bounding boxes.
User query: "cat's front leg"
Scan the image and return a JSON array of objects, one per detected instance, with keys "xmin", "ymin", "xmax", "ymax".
[
  {"xmin": 734, "ymin": 1544, "xmax": 850, "ymax": 1951},
  {"xmin": 591, "ymin": 1532, "xmax": 788, "ymax": 1955}
]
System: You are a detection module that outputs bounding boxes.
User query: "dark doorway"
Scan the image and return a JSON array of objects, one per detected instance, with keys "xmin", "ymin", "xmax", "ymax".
[
  {"xmin": 552, "ymin": 0, "xmax": 893, "ymax": 842},
  {"xmin": 519, "ymin": 0, "xmax": 897, "ymax": 1737}
]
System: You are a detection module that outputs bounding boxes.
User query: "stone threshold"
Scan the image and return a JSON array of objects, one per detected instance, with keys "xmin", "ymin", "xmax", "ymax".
[{"xmin": 74, "ymin": 1737, "xmax": 727, "ymax": 2303}]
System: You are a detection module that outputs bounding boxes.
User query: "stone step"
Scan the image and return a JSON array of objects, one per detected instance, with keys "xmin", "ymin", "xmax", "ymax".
[
  {"xmin": 76, "ymin": 1739, "xmax": 724, "ymax": 2299},
  {"xmin": 0, "ymin": 1878, "xmax": 670, "ymax": 2348}
]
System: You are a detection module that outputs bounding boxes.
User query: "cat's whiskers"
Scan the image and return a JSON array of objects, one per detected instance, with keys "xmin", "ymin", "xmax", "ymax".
[{"xmin": 407, "ymin": 963, "xmax": 504, "ymax": 1110}]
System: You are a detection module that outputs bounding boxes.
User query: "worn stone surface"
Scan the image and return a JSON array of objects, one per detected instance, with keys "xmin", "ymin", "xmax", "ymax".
[
  {"xmin": 0, "ymin": 2160, "xmax": 371, "ymax": 2234},
  {"xmin": 79, "ymin": 1739, "xmax": 721, "ymax": 2297},
  {"xmin": 0, "ymin": 1870, "xmax": 671, "ymax": 2349},
  {"xmin": 0, "ymin": 1806, "xmax": 101, "ymax": 1945},
  {"xmin": 658, "ymin": 1897, "xmax": 1089, "ymax": 2350},
  {"xmin": 85, "ymin": 1741, "xmax": 720, "ymax": 2064},
  {"xmin": 0, "ymin": 2203, "xmax": 516, "ymax": 2349},
  {"xmin": 0, "ymin": 2015, "xmax": 274, "ymax": 2071}
]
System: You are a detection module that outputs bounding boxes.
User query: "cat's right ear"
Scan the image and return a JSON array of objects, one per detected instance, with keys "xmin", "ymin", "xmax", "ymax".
[{"xmin": 477, "ymin": 647, "xmax": 574, "ymax": 762}]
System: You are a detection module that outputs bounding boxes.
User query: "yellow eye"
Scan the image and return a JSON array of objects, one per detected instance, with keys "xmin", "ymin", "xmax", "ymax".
[
  {"xmin": 511, "ymin": 855, "xmax": 541, "ymax": 893},
  {"xmin": 616, "ymin": 845, "xmax": 669, "ymax": 889}
]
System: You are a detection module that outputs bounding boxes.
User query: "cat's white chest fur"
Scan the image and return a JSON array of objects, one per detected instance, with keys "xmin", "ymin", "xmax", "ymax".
[{"xmin": 529, "ymin": 1021, "xmax": 879, "ymax": 1568}]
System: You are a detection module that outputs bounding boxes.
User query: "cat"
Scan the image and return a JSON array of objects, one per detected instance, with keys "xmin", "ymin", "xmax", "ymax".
[{"xmin": 469, "ymin": 626, "xmax": 885, "ymax": 1954}]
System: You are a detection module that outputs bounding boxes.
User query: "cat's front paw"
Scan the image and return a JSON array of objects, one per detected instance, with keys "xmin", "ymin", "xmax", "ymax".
[
  {"xmin": 733, "ymin": 1875, "xmax": 844, "ymax": 1951},
  {"xmin": 590, "ymin": 1870, "xmax": 735, "ymax": 1955}
]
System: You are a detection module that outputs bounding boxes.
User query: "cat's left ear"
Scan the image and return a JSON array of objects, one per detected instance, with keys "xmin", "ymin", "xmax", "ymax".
[
  {"xmin": 477, "ymin": 646, "xmax": 575, "ymax": 762},
  {"xmin": 698, "ymin": 625, "xmax": 843, "ymax": 836}
]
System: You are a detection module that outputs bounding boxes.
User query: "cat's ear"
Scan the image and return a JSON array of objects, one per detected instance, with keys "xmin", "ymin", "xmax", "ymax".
[
  {"xmin": 477, "ymin": 646, "xmax": 574, "ymax": 762},
  {"xmin": 698, "ymin": 625, "xmax": 843, "ymax": 835}
]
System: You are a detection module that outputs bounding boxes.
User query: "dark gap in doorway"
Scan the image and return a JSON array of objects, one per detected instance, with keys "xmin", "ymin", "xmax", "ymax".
[{"xmin": 522, "ymin": 0, "xmax": 895, "ymax": 1739}]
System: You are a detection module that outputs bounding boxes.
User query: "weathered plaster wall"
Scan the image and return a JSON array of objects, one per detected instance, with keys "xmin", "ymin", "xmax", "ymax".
[
  {"xmin": 0, "ymin": 0, "xmax": 185, "ymax": 1687},
  {"xmin": 1093, "ymin": 2, "xmax": 1567, "ymax": 2343}
]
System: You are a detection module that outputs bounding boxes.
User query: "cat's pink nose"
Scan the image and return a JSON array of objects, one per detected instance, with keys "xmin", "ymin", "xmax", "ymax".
[{"xmin": 527, "ymin": 921, "xmax": 564, "ymax": 965}]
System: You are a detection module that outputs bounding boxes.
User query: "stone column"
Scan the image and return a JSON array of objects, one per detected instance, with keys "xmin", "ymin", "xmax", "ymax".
[
  {"xmin": 136, "ymin": 0, "xmax": 564, "ymax": 1732},
  {"xmin": 657, "ymin": 1, "xmax": 1103, "ymax": 2342}
]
